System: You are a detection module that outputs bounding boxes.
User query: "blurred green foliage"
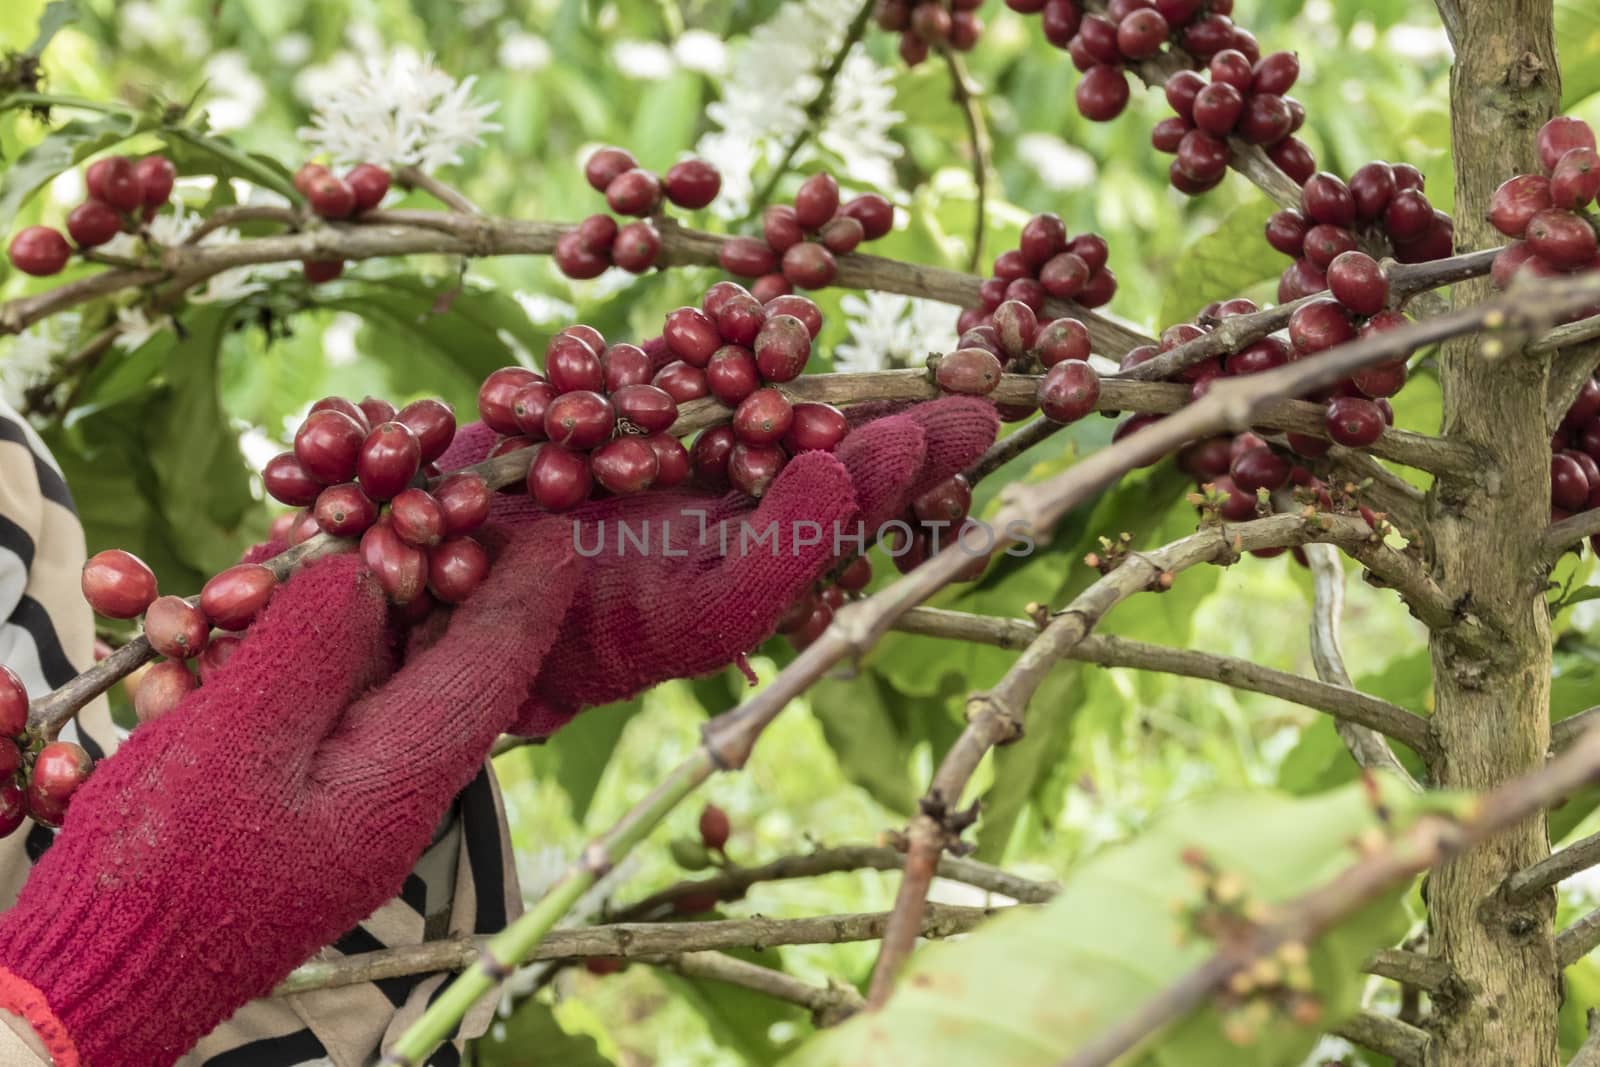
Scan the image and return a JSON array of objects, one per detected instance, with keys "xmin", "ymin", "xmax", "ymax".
[{"xmin": 3, "ymin": 1, "xmax": 1600, "ymax": 1064}]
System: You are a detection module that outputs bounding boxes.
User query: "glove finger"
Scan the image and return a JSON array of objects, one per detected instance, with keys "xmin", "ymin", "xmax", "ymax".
[
  {"xmin": 835, "ymin": 397, "xmax": 999, "ymax": 528},
  {"xmin": 310, "ymin": 523, "xmax": 581, "ymax": 824},
  {"xmin": 177, "ymin": 552, "xmax": 394, "ymax": 754}
]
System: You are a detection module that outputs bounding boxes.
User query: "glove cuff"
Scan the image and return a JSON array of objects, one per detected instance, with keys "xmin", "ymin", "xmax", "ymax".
[{"xmin": 0, "ymin": 967, "xmax": 79, "ymax": 1067}]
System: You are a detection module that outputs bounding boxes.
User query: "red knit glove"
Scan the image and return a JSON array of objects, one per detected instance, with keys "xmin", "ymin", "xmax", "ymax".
[
  {"xmin": 433, "ymin": 396, "xmax": 1000, "ymax": 734},
  {"xmin": 0, "ymin": 398, "xmax": 995, "ymax": 1066}
]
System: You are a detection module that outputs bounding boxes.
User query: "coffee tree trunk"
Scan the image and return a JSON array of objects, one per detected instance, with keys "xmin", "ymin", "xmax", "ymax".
[{"xmin": 1427, "ymin": 2, "xmax": 1564, "ymax": 1064}]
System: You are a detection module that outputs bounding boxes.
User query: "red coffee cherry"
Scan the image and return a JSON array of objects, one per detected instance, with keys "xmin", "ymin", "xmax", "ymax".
[
  {"xmin": 144, "ymin": 595, "xmax": 210, "ymax": 659},
  {"xmin": 81, "ymin": 549, "xmax": 158, "ymax": 619},
  {"xmin": 264, "ymin": 452, "xmax": 322, "ymax": 506},
  {"xmin": 0, "ymin": 667, "xmax": 25, "ymax": 737},
  {"xmin": 602, "ymin": 342, "xmax": 654, "ymax": 390},
  {"xmin": 88, "ymin": 156, "xmax": 144, "ymax": 212},
  {"xmin": 1075, "ymin": 65, "xmax": 1131, "ymax": 122},
  {"xmin": 765, "ymin": 295, "xmax": 824, "ymax": 338},
  {"xmin": 200, "ymin": 564, "xmax": 277, "ymax": 631},
  {"xmin": 544, "ymin": 391, "xmax": 616, "ymax": 450},
  {"xmin": 1038, "ymin": 360, "xmax": 1101, "ymax": 423},
  {"xmin": 546, "ymin": 334, "xmax": 606, "ymax": 394},
  {"xmin": 783, "ymin": 402, "xmax": 849, "ymax": 453},
  {"xmin": 66, "ymin": 200, "xmax": 122, "ymax": 248},
  {"xmin": 690, "ymin": 426, "xmax": 737, "ymax": 491},
  {"xmin": 781, "ymin": 241, "xmax": 838, "ymax": 290},
  {"xmin": 295, "ymin": 409, "xmax": 367, "ymax": 484},
  {"xmin": 732, "ymin": 388, "xmax": 794, "ymax": 446},
  {"xmin": 133, "ymin": 156, "xmax": 177, "ymax": 206},
  {"xmin": 663, "ymin": 306, "xmax": 722, "ymax": 367},
  {"xmin": 360, "ymin": 521, "xmax": 429, "ymax": 604},
  {"xmin": 133, "ymin": 660, "xmax": 194, "ymax": 724},
  {"xmin": 612, "ymin": 221, "xmax": 661, "ymax": 273},
  {"xmin": 793, "ymin": 172, "xmax": 841, "ymax": 231},
  {"xmin": 555, "ymin": 231, "xmax": 609, "ymax": 279},
  {"xmin": 314, "ymin": 482, "xmax": 379, "ymax": 538},
  {"xmin": 1325, "ymin": 395, "xmax": 1385, "ymax": 447},
  {"xmin": 395, "ymin": 398, "xmax": 457, "ymax": 464},
  {"xmin": 718, "ymin": 236, "xmax": 779, "ymax": 277},
  {"xmin": 728, "ymin": 443, "xmax": 786, "ymax": 498},
  {"xmin": 196, "ymin": 633, "xmax": 241, "ymax": 685},
  {"xmin": 936, "ymin": 348, "xmax": 1003, "ymax": 395},
  {"xmin": 754, "ymin": 314, "xmax": 812, "ymax": 382},
  {"xmin": 590, "ymin": 437, "xmax": 661, "ymax": 494},
  {"xmin": 644, "ymin": 434, "xmax": 690, "ymax": 487},
  {"xmin": 360, "ymin": 396, "xmax": 398, "ymax": 426},
  {"xmin": 584, "ymin": 146, "xmax": 639, "ymax": 193},
  {"xmin": 605, "ymin": 168, "xmax": 663, "ymax": 217},
  {"xmin": 1035, "ymin": 318, "xmax": 1092, "ymax": 367},
  {"xmin": 662, "ymin": 158, "xmax": 722, "ymax": 209},
  {"xmin": 478, "ymin": 367, "xmax": 542, "ymax": 435},
  {"xmin": 612, "ymin": 383, "xmax": 679, "ymax": 435},
  {"xmin": 528, "ymin": 444, "xmax": 594, "ymax": 511},
  {"xmin": 427, "ymin": 537, "xmax": 489, "ymax": 603},
  {"xmin": 26, "ymin": 741, "xmax": 93, "ymax": 829},
  {"xmin": 699, "ymin": 804, "xmax": 731, "ymax": 850},
  {"xmin": 306, "ymin": 172, "xmax": 357, "ymax": 219},
  {"xmin": 345, "ymin": 163, "xmax": 391, "ymax": 212},
  {"xmin": 8, "ymin": 227, "xmax": 71, "ymax": 276},
  {"xmin": 292, "ymin": 162, "xmax": 329, "ymax": 196},
  {"xmin": 653, "ymin": 361, "xmax": 710, "ymax": 403},
  {"xmin": 706, "ymin": 345, "xmax": 762, "ymax": 406},
  {"xmin": 840, "ymin": 194, "xmax": 894, "ymax": 240},
  {"xmin": 357, "ymin": 422, "xmax": 423, "ymax": 501},
  {"xmin": 434, "ymin": 473, "xmax": 492, "ymax": 536}
]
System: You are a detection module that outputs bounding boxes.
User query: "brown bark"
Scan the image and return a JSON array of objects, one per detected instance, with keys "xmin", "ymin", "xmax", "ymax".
[{"xmin": 1427, "ymin": 4, "xmax": 1563, "ymax": 1064}]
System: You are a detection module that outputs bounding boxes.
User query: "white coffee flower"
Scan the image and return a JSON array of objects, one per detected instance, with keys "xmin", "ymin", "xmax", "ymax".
[
  {"xmin": 299, "ymin": 48, "xmax": 500, "ymax": 170},
  {"xmin": 612, "ymin": 40, "xmax": 676, "ymax": 80},
  {"xmin": 674, "ymin": 30, "xmax": 728, "ymax": 75},
  {"xmin": 835, "ymin": 293, "xmax": 956, "ymax": 373},
  {"xmin": 114, "ymin": 306, "xmax": 172, "ymax": 352},
  {"xmin": 498, "ymin": 31, "xmax": 551, "ymax": 73},
  {"xmin": 202, "ymin": 51, "xmax": 267, "ymax": 132},
  {"xmin": 0, "ymin": 318, "xmax": 73, "ymax": 411},
  {"xmin": 1017, "ymin": 134, "xmax": 1098, "ymax": 193},
  {"xmin": 698, "ymin": 0, "xmax": 904, "ymax": 218}
]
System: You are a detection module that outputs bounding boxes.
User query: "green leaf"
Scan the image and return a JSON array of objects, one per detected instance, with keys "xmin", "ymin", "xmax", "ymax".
[
  {"xmin": 659, "ymin": 944, "xmax": 806, "ymax": 1065},
  {"xmin": 783, "ymin": 783, "xmax": 1420, "ymax": 1067},
  {"xmin": 808, "ymin": 675, "xmax": 926, "ymax": 815},
  {"xmin": 507, "ymin": 700, "xmax": 639, "ymax": 824},
  {"xmin": 0, "ymin": 110, "xmax": 151, "ymax": 222},
  {"xmin": 1558, "ymin": 0, "xmax": 1600, "ymax": 108},
  {"xmin": 1160, "ymin": 199, "xmax": 1281, "ymax": 327},
  {"xmin": 25, "ymin": 0, "xmax": 76, "ymax": 56},
  {"xmin": 473, "ymin": 994, "xmax": 615, "ymax": 1067}
]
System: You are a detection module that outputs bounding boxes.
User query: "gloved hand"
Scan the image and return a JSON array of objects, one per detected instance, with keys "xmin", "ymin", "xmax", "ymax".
[
  {"xmin": 434, "ymin": 396, "xmax": 1000, "ymax": 735},
  {"xmin": 0, "ymin": 398, "xmax": 996, "ymax": 1066}
]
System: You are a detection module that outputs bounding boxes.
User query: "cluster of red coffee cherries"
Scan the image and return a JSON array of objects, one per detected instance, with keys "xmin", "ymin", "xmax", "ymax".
[
  {"xmin": 262, "ymin": 395, "xmax": 491, "ymax": 608},
  {"xmin": 1267, "ymin": 167, "xmax": 1453, "ymax": 303},
  {"xmin": 1155, "ymin": 49, "xmax": 1308, "ymax": 194},
  {"xmin": 718, "ymin": 172, "xmax": 894, "ymax": 297},
  {"xmin": 1551, "ymin": 375, "xmax": 1600, "ymax": 535},
  {"xmin": 554, "ymin": 147, "xmax": 723, "ymax": 279},
  {"xmin": 666, "ymin": 285, "xmax": 846, "ymax": 498},
  {"xmin": 938, "ymin": 295, "xmax": 1102, "ymax": 420},
  {"xmin": 291, "ymin": 160, "xmax": 392, "ymax": 283},
  {"xmin": 7, "ymin": 154, "xmax": 177, "ymax": 277},
  {"xmin": 874, "ymin": 0, "xmax": 984, "ymax": 66},
  {"xmin": 1490, "ymin": 116, "xmax": 1600, "ymax": 293},
  {"xmin": 0, "ymin": 668, "xmax": 93, "ymax": 833},
  {"xmin": 958, "ymin": 213, "xmax": 1116, "ymax": 337},
  {"xmin": 1003, "ymin": 0, "xmax": 1260, "ymax": 123}
]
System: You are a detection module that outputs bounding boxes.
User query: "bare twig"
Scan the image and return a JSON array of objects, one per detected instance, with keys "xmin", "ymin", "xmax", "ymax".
[
  {"xmin": 1058, "ymin": 720, "xmax": 1600, "ymax": 1067},
  {"xmin": 962, "ymin": 417, "xmax": 1067, "ymax": 484},
  {"xmin": 1573, "ymin": 1009, "xmax": 1600, "ymax": 1067},
  {"xmin": 941, "ymin": 48, "xmax": 993, "ymax": 272},
  {"xmin": 1555, "ymin": 707, "xmax": 1600, "ymax": 753},
  {"xmin": 869, "ymin": 512, "xmax": 1443, "ymax": 1007},
  {"xmin": 1505, "ymin": 829, "xmax": 1600, "ymax": 903},
  {"xmin": 1330, "ymin": 1011, "xmax": 1429, "ymax": 1066},
  {"xmin": 1363, "ymin": 948, "xmax": 1457, "ymax": 996},
  {"xmin": 748, "ymin": 0, "xmax": 878, "ymax": 213},
  {"xmin": 662, "ymin": 951, "xmax": 865, "ymax": 1026},
  {"xmin": 613, "ymin": 843, "xmax": 1058, "ymax": 923},
  {"xmin": 394, "ymin": 165, "xmax": 479, "ymax": 215},
  {"xmin": 1306, "ymin": 543, "xmax": 1421, "ymax": 785},
  {"xmin": 278, "ymin": 903, "xmax": 1000, "ymax": 995},
  {"xmin": 891, "ymin": 607, "xmax": 1433, "ymax": 754},
  {"xmin": 184, "ymin": 204, "xmax": 300, "ymax": 244},
  {"xmin": 1543, "ymin": 508, "xmax": 1600, "ymax": 562},
  {"xmin": 1557, "ymin": 906, "xmax": 1600, "ymax": 969},
  {"xmin": 1317, "ymin": 447, "xmax": 1428, "ymax": 532},
  {"xmin": 1121, "ymin": 249, "xmax": 1501, "ymax": 385}
]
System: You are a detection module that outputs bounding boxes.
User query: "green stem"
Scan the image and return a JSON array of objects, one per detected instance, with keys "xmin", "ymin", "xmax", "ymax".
[
  {"xmin": 381, "ymin": 751, "xmax": 717, "ymax": 1065},
  {"xmin": 745, "ymin": 0, "xmax": 878, "ymax": 217},
  {"xmin": 1, "ymin": 92, "xmax": 137, "ymax": 117},
  {"xmin": 163, "ymin": 127, "xmax": 300, "ymax": 203}
]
